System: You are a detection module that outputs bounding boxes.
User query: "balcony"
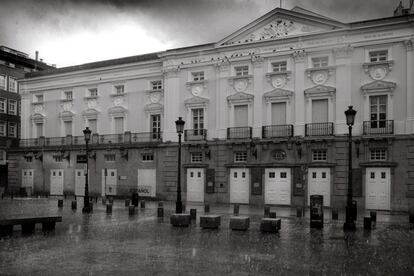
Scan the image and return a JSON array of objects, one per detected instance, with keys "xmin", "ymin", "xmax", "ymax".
[
  {"xmin": 45, "ymin": 137, "xmax": 66, "ymax": 147},
  {"xmin": 184, "ymin": 129, "xmax": 207, "ymax": 141},
  {"xmin": 262, "ymin": 124, "xmax": 294, "ymax": 139},
  {"xmin": 131, "ymin": 132, "xmax": 162, "ymax": 143},
  {"xmin": 363, "ymin": 120, "xmax": 394, "ymax": 135},
  {"xmin": 19, "ymin": 138, "xmax": 40, "ymax": 147},
  {"xmin": 305, "ymin": 122, "xmax": 334, "ymax": 136},
  {"xmin": 99, "ymin": 134, "xmax": 124, "ymax": 144},
  {"xmin": 227, "ymin": 127, "xmax": 252, "ymax": 140}
]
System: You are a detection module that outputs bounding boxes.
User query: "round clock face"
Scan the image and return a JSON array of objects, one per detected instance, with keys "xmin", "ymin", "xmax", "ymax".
[
  {"xmin": 34, "ymin": 105, "xmax": 43, "ymax": 113},
  {"xmin": 234, "ymin": 79, "xmax": 248, "ymax": 92},
  {"xmin": 191, "ymin": 84, "xmax": 203, "ymax": 96},
  {"xmin": 150, "ymin": 92, "xmax": 161, "ymax": 103},
  {"xmin": 312, "ymin": 71, "xmax": 328, "ymax": 85},
  {"xmin": 271, "ymin": 76, "xmax": 286, "ymax": 88},
  {"xmin": 114, "ymin": 97, "xmax": 123, "ymax": 106}
]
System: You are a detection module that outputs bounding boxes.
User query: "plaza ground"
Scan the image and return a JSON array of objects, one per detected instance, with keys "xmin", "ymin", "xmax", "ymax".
[{"xmin": 0, "ymin": 198, "xmax": 413, "ymax": 275}]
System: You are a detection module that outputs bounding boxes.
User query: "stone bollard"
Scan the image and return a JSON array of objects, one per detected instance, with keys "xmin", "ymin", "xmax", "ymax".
[
  {"xmin": 296, "ymin": 207, "xmax": 303, "ymax": 218},
  {"xmin": 370, "ymin": 211, "xmax": 377, "ymax": 223},
  {"xmin": 264, "ymin": 206, "xmax": 270, "ymax": 218},
  {"xmin": 233, "ymin": 204, "xmax": 239, "ymax": 216},
  {"xmin": 364, "ymin": 216, "xmax": 372, "ymax": 230},
  {"xmin": 58, "ymin": 199, "xmax": 64, "ymax": 208},
  {"xmin": 190, "ymin": 208, "xmax": 197, "ymax": 220},
  {"xmin": 106, "ymin": 204, "xmax": 113, "ymax": 214},
  {"xmin": 332, "ymin": 209, "xmax": 339, "ymax": 220},
  {"xmin": 204, "ymin": 204, "xmax": 210, "ymax": 213},
  {"xmin": 157, "ymin": 207, "xmax": 164, "ymax": 218},
  {"xmin": 125, "ymin": 199, "xmax": 130, "ymax": 207},
  {"xmin": 71, "ymin": 201, "xmax": 77, "ymax": 210},
  {"xmin": 129, "ymin": 205, "xmax": 136, "ymax": 215},
  {"xmin": 269, "ymin": 212, "xmax": 276, "ymax": 218},
  {"xmin": 140, "ymin": 201, "xmax": 145, "ymax": 209}
]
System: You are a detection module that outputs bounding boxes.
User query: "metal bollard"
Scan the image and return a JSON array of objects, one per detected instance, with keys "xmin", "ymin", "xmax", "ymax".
[
  {"xmin": 204, "ymin": 204, "xmax": 210, "ymax": 213},
  {"xmin": 157, "ymin": 207, "xmax": 164, "ymax": 217},
  {"xmin": 233, "ymin": 204, "xmax": 239, "ymax": 216},
  {"xmin": 140, "ymin": 201, "xmax": 145, "ymax": 209},
  {"xmin": 264, "ymin": 206, "xmax": 270, "ymax": 218},
  {"xmin": 269, "ymin": 212, "xmax": 276, "ymax": 218},
  {"xmin": 71, "ymin": 201, "xmax": 77, "ymax": 210},
  {"xmin": 106, "ymin": 204, "xmax": 113, "ymax": 214},
  {"xmin": 125, "ymin": 199, "xmax": 130, "ymax": 207},
  {"xmin": 58, "ymin": 199, "xmax": 64, "ymax": 208},
  {"xmin": 190, "ymin": 208, "xmax": 197, "ymax": 220},
  {"xmin": 129, "ymin": 205, "xmax": 135, "ymax": 215},
  {"xmin": 332, "ymin": 209, "xmax": 339, "ymax": 220}
]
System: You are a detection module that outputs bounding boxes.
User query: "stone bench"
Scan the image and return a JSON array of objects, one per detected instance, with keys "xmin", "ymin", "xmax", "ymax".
[
  {"xmin": 0, "ymin": 216, "xmax": 62, "ymax": 236},
  {"xmin": 260, "ymin": 218, "xmax": 281, "ymax": 233},
  {"xmin": 229, "ymin": 216, "xmax": 249, "ymax": 231},
  {"xmin": 170, "ymin": 213, "xmax": 191, "ymax": 227},
  {"xmin": 200, "ymin": 215, "xmax": 221, "ymax": 229}
]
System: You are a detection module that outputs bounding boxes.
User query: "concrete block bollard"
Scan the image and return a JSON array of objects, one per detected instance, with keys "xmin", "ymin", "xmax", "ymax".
[
  {"xmin": 332, "ymin": 209, "xmax": 339, "ymax": 220},
  {"xmin": 58, "ymin": 199, "xmax": 64, "ymax": 208},
  {"xmin": 233, "ymin": 204, "xmax": 239, "ymax": 216},
  {"xmin": 71, "ymin": 201, "xmax": 77, "ymax": 210},
  {"xmin": 157, "ymin": 207, "xmax": 164, "ymax": 218},
  {"xmin": 264, "ymin": 206, "xmax": 270, "ymax": 218},
  {"xmin": 106, "ymin": 204, "xmax": 113, "ymax": 214},
  {"xmin": 260, "ymin": 218, "xmax": 281, "ymax": 233},
  {"xmin": 364, "ymin": 216, "xmax": 372, "ymax": 230},
  {"xmin": 230, "ymin": 216, "xmax": 250, "ymax": 231},
  {"xmin": 140, "ymin": 201, "xmax": 145, "ymax": 209},
  {"xmin": 200, "ymin": 215, "xmax": 221, "ymax": 229},
  {"xmin": 129, "ymin": 205, "xmax": 136, "ymax": 215},
  {"xmin": 204, "ymin": 204, "xmax": 210, "ymax": 213},
  {"xmin": 170, "ymin": 213, "xmax": 191, "ymax": 227},
  {"xmin": 269, "ymin": 212, "xmax": 276, "ymax": 218},
  {"xmin": 125, "ymin": 199, "xmax": 130, "ymax": 207},
  {"xmin": 190, "ymin": 209, "xmax": 197, "ymax": 220}
]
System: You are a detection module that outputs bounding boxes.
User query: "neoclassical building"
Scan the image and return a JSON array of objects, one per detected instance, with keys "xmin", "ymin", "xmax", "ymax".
[{"xmin": 9, "ymin": 6, "xmax": 414, "ymax": 211}]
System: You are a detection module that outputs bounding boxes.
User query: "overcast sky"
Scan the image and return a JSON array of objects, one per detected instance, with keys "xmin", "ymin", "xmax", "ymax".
[{"xmin": 0, "ymin": 0, "xmax": 404, "ymax": 68}]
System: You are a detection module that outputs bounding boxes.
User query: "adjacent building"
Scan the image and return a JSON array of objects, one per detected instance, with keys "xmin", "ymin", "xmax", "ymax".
[
  {"xmin": 0, "ymin": 46, "xmax": 53, "ymax": 194},
  {"xmin": 9, "ymin": 5, "xmax": 414, "ymax": 211}
]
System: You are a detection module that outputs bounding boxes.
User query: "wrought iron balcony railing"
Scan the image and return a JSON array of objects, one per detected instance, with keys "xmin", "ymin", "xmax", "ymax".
[
  {"xmin": 363, "ymin": 120, "xmax": 394, "ymax": 135},
  {"xmin": 305, "ymin": 122, "xmax": 334, "ymax": 136},
  {"xmin": 131, "ymin": 132, "xmax": 162, "ymax": 143},
  {"xmin": 99, "ymin": 134, "xmax": 124, "ymax": 144},
  {"xmin": 19, "ymin": 138, "xmax": 40, "ymax": 147},
  {"xmin": 184, "ymin": 129, "xmax": 207, "ymax": 141},
  {"xmin": 262, "ymin": 124, "xmax": 294, "ymax": 138},
  {"xmin": 45, "ymin": 137, "xmax": 66, "ymax": 147},
  {"xmin": 227, "ymin": 127, "xmax": 252, "ymax": 139}
]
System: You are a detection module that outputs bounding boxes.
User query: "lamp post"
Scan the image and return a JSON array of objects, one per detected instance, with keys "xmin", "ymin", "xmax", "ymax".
[
  {"xmin": 82, "ymin": 127, "xmax": 92, "ymax": 213},
  {"xmin": 175, "ymin": 117, "xmax": 185, "ymax": 214},
  {"xmin": 343, "ymin": 106, "xmax": 357, "ymax": 231}
]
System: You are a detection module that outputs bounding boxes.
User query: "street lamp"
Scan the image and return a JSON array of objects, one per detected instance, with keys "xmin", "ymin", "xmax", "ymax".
[
  {"xmin": 344, "ymin": 106, "xmax": 357, "ymax": 231},
  {"xmin": 175, "ymin": 117, "xmax": 185, "ymax": 213},
  {"xmin": 82, "ymin": 127, "xmax": 92, "ymax": 213}
]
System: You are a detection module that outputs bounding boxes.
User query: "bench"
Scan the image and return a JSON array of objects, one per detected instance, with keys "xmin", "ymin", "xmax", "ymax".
[{"xmin": 0, "ymin": 216, "xmax": 62, "ymax": 236}]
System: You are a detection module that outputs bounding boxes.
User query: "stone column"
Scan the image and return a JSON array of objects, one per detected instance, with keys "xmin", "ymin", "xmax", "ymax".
[
  {"xmin": 293, "ymin": 51, "xmax": 307, "ymax": 136},
  {"xmin": 162, "ymin": 66, "xmax": 181, "ymax": 142},
  {"xmin": 214, "ymin": 61, "xmax": 230, "ymax": 139},
  {"xmin": 252, "ymin": 57, "xmax": 264, "ymax": 138},
  {"xmin": 405, "ymin": 39, "xmax": 414, "ymax": 133}
]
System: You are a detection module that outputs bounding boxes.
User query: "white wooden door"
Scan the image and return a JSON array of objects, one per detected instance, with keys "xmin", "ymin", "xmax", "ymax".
[
  {"xmin": 102, "ymin": 169, "xmax": 117, "ymax": 196},
  {"xmin": 264, "ymin": 168, "xmax": 291, "ymax": 205},
  {"xmin": 312, "ymin": 99, "xmax": 328, "ymax": 123},
  {"xmin": 365, "ymin": 168, "xmax": 391, "ymax": 210},
  {"xmin": 75, "ymin": 169, "xmax": 86, "ymax": 196},
  {"xmin": 230, "ymin": 168, "xmax": 250, "ymax": 204},
  {"xmin": 186, "ymin": 168, "xmax": 204, "ymax": 203},
  {"xmin": 22, "ymin": 169, "xmax": 34, "ymax": 194},
  {"xmin": 50, "ymin": 169, "xmax": 64, "ymax": 195},
  {"xmin": 308, "ymin": 168, "xmax": 331, "ymax": 207},
  {"xmin": 234, "ymin": 105, "xmax": 248, "ymax": 127},
  {"xmin": 271, "ymin": 102, "xmax": 287, "ymax": 125},
  {"xmin": 137, "ymin": 169, "xmax": 156, "ymax": 197}
]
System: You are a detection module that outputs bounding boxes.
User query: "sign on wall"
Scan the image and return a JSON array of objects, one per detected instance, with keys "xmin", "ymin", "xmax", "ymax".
[{"xmin": 137, "ymin": 169, "xmax": 156, "ymax": 197}]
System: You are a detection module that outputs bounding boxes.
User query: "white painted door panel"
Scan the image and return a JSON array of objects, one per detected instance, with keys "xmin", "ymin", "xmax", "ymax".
[
  {"xmin": 50, "ymin": 169, "xmax": 64, "ymax": 195},
  {"xmin": 265, "ymin": 168, "xmax": 291, "ymax": 205},
  {"xmin": 308, "ymin": 168, "xmax": 330, "ymax": 207},
  {"xmin": 230, "ymin": 168, "xmax": 249, "ymax": 204},
  {"xmin": 186, "ymin": 168, "xmax": 204, "ymax": 203},
  {"xmin": 137, "ymin": 169, "xmax": 156, "ymax": 197},
  {"xmin": 365, "ymin": 168, "xmax": 390, "ymax": 210}
]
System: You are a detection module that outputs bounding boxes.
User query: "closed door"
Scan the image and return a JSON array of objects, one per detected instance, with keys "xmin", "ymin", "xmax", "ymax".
[
  {"xmin": 271, "ymin": 102, "xmax": 287, "ymax": 125},
  {"xmin": 186, "ymin": 168, "xmax": 204, "ymax": 203},
  {"xmin": 230, "ymin": 168, "xmax": 249, "ymax": 204},
  {"xmin": 365, "ymin": 168, "xmax": 391, "ymax": 210},
  {"xmin": 265, "ymin": 168, "xmax": 291, "ymax": 205},
  {"xmin": 22, "ymin": 169, "xmax": 34, "ymax": 193},
  {"xmin": 75, "ymin": 169, "xmax": 86, "ymax": 196},
  {"xmin": 312, "ymin": 99, "xmax": 328, "ymax": 123},
  {"xmin": 308, "ymin": 168, "xmax": 330, "ymax": 207},
  {"xmin": 50, "ymin": 169, "xmax": 64, "ymax": 195},
  {"xmin": 137, "ymin": 169, "xmax": 156, "ymax": 197},
  {"xmin": 234, "ymin": 105, "xmax": 248, "ymax": 127},
  {"xmin": 102, "ymin": 169, "xmax": 117, "ymax": 196}
]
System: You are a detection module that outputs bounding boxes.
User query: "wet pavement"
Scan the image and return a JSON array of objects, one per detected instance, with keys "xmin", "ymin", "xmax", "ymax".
[{"xmin": 0, "ymin": 198, "xmax": 414, "ymax": 275}]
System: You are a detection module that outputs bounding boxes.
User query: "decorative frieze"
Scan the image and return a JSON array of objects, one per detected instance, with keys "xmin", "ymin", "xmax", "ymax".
[
  {"xmin": 292, "ymin": 50, "xmax": 307, "ymax": 63},
  {"xmin": 360, "ymin": 80, "xmax": 396, "ymax": 94},
  {"xmin": 362, "ymin": 61, "xmax": 394, "ymax": 80},
  {"xmin": 184, "ymin": 96, "xmax": 209, "ymax": 108},
  {"xmin": 333, "ymin": 45, "xmax": 354, "ymax": 58},
  {"xmin": 304, "ymin": 85, "xmax": 336, "ymax": 100},
  {"xmin": 162, "ymin": 66, "xmax": 180, "ymax": 78}
]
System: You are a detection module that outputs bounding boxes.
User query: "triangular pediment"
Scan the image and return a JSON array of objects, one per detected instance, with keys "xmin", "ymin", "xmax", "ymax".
[
  {"xmin": 305, "ymin": 85, "xmax": 336, "ymax": 94},
  {"xmin": 60, "ymin": 110, "xmax": 75, "ymax": 120},
  {"xmin": 82, "ymin": 108, "xmax": 99, "ymax": 116},
  {"xmin": 184, "ymin": 96, "xmax": 209, "ymax": 106},
  {"xmin": 218, "ymin": 7, "xmax": 346, "ymax": 46},
  {"xmin": 361, "ymin": 80, "xmax": 396, "ymax": 93},
  {"xmin": 263, "ymin": 88, "xmax": 294, "ymax": 100},
  {"xmin": 144, "ymin": 103, "xmax": 163, "ymax": 112},
  {"xmin": 227, "ymin": 92, "xmax": 254, "ymax": 104},
  {"xmin": 108, "ymin": 105, "xmax": 128, "ymax": 116}
]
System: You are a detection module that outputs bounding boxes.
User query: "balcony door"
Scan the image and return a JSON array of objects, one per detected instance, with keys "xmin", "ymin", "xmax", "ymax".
[
  {"xmin": 192, "ymin": 108, "xmax": 204, "ymax": 136},
  {"xmin": 312, "ymin": 99, "xmax": 328, "ymax": 123},
  {"xmin": 370, "ymin": 95, "xmax": 387, "ymax": 128},
  {"xmin": 150, "ymin": 114, "xmax": 161, "ymax": 139},
  {"xmin": 234, "ymin": 105, "xmax": 248, "ymax": 127},
  {"xmin": 271, "ymin": 102, "xmax": 286, "ymax": 125},
  {"xmin": 114, "ymin": 117, "xmax": 124, "ymax": 134}
]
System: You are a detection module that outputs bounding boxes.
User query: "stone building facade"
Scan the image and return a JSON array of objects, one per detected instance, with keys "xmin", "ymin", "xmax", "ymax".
[{"xmin": 8, "ymin": 6, "xmax": 414, "ymax": 211}]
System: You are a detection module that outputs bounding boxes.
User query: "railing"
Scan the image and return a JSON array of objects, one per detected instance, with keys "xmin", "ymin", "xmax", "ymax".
[
  {"xmin": 262, "ymin": 124, "xmax": 294, "ymax": 138},
  {"xmin": 363, "ymin": 120, "xmax": 394, "ymax": 135},
  {"xmin": 19, "ymin": 138, "xmax": 40, "ymax": 147},
  {"xmin": 45, "ymin": 137, "xmax": 66, "ymax": 147},
  {"xmin": 184, "ymin": 129, "xmax": 207, "ymax": 141},
  {"xmin": 99, "ymin": 134, "xmax": 124, "ymax": 144},
  {"xmin": 227, "ymin": 127, "xmax": 252, "ymax": 139},
  {"xmin": 131, "ymin": 132, "xmax": 162, "ymax": 143},
  {"xmin": 73, "ymin": 136, "xmax": 86, "ymax": 145},
  {"xmin": 305, "ymin": 122, "xmax": 334, "ymax": 136}
]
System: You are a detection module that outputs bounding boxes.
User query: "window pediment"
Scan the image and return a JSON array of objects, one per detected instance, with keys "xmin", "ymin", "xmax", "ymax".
[
  {"xmin": 144, "ymin": 103, "xmax": 163, "ymax": 114},
  {"xmin": 31, "ymin": 113, "xmax": 45, "ymax": 123},
  {"xmin": 227, "ymin": 92, "xmax": 254, "ymax": 105},
  {"xmin": 263, "ymin": 89, "xmax": 294, "ymax": 102},
  {"xmin": 60, "ymin": 110, "xmax": 75, "ymax": 121},
  {"xmin": 82, "ymin": 108, "xmax": 100, "ymax": 120},
  {"xmin": 304, "ymin": 85, "xmax": 335, "ymax": 98},
  {"xmin": 361, "ymin": 80, "xmax": 396, "ymax": 94},
  {"xmin": 184, "ymin": 96, "xmax": 209, "ymax": 108},
  {"xmin": 108, "ymin": 105, "xmax": 128, "ymax": 117}
]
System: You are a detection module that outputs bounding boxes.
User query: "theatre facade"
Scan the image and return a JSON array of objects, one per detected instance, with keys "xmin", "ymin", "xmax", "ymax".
[{"xmin": 8, "ymin": 7, "xmax": 414, "ymax": 211}]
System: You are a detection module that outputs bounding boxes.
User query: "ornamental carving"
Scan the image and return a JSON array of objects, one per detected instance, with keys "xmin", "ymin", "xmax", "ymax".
[
  {"xmin": 62, "ymin": 102, "xmax": 73, "ymax": 112},
  {"xmin": 304, "ymin": 85, "xmax": 336, "ymax": 99},
  {"xmin": 369, "ymin": 65, "xmax": 387, "ymax": 80},
  {"xmin": 33, "ymin": 104, "xmax": 44, "ymax": 114},
  {"xmin": 271, "ymin": 75, "xmax": 287, "ymax": 88},
  {"xmin": 184, "ymin": 96, "xmax": 209, "ymax": 108},
  {"xmin": 263, "ymin": 89, "xmax": 294, "ymax": 102},
  {"xmin": 227, "ymin": 92, "xmax": 254, "ymax": 105},
  {"xmin": 148, "ymin": 90, "xmax": 163, "ymax": 104},
  {"xmin": 360, "ymin": 80, "xmax": 396, "ymax": 94},
  {"xmin": 234, "ymin": 79, "xmax": 248, "ymax": 92},
  {"xmin": 311, "ymin": 71, "xmax": 329, "ymax": 85},
  {"xmin": 87, "ymin": 98, "xmax": 97, "ymax": 109},
  {"xmin": 113, "ymin": 96, "xmax": 124, "ymax": 106}
]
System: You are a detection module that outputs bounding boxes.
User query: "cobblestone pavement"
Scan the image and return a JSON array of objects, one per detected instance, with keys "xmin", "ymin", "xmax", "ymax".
[{"xmin": 0, "ymin": 198, "xmax": 413, "ymax": 275}]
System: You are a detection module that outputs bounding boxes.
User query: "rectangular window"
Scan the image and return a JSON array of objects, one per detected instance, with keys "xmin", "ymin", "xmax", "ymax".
[
  {"xmin": 192, "ymin": 108, "xmax": 204, "ymax": 134},
  {"xmin": 234, "ymin": 151, "xmax": 247, "ymax": 163},
  {"xmin": 235, "ymin": 66, "xmax": 249, "ymax": 76},
  {"xmin": 191, "ymin": 152, "xmax": 203, "ymax": 163},
  {"xmin": 0, "ymin": 121, "xmax": 5, "ymax": 136},
  {"xmin": 104, "ymin": 154, "xmax": 116, "ymax": 162},
  {"xmin": 88, "ymin": 119, "xmax": 97, "ymax": 134},
  {"xmin": 53, "ymin": 155, "xmax": 63, "ymax": 162},
  {"xmin": 24, "ymin": 156, "xmax": 32, "ymax": 162},
  {"xmin": 280, "ymin": 172, "xmax": 287, "ymax": 178},
  {"xmin": 234, "ymin": 105, "xmax": 248, "ymax": 127},
  {"xmin": 312, "ymin": 99, "xmax": 328, "ymax": 123},
  {"xmin": 271, "ymin": 61, "xmax": 287, "ymax": 72},
  {"xmin": 115, "ymin": 85, "xmax": 124, "ymax": 94},
  {"xmin": 192, "ymin": 72, "xmax": 204, "ymax": 81},
  {"xmin": 312, "ymin": 57, "xmax": 329, "ymax": 68},
  {"xmin": 151, "ymin": 114, "xmax": 161, "ymax": 139},
  {"xmin": 269, "ymin": 172, "xmax": 275, "ymax": 178},
  {"xmin": 8, "ymin": 77, "xmax": 17, "ymax": 92},
  {"xmin": 64, "ymin": 121, "xmax": 72, "ymax": 136},
  {"xmin": 114, "ymin": 117, "xmax": 124, "ymax": 134},
  {"xmin": 0, "ymin": 75, "xmax": 6, "ymax": 90},
  {"xmin": 8, "ymin": 122, "xmax": 17, "ymax": 137},
  {"xmin": 35, "ymin": 94, "xmax": 43, "ymax": 103},
  {"xmin": 8, "ymin": 100, "xmax": 17, "ymax": 115},
  {"xmin": 0, "ymin": 98, "xmax": 5, "ymax": 113},
  {"xmin": 370, "ymin": 149, "xmax": 387, "ymax": 161},
  {"xmin": 35, "ymin": 123, "xmax": 43, "ymax": 138},
  {"xmin": 271, "ymin": 102, "xmax": 286, "ymax": 125},
  {"xmin": 369, "ymin": 50, "xmax": 388, "ymax": 62},
  {"xmin": 142, "ymin": 153, "xmax": 154, "ymax": 161},
  {"xmin": 64, "ymin": 91, "xmax": 73, "ymax": 100},
  {"xmin": 0, "ymin": 150, "xmax": 4, "ymax": 162},
  {"xmin": 370, "ymin": 95, "xmax": 387, "ymax": 128},
  {"xmin": 89, "ymin": 88, "xmax": 98, "ymax": 97},
  {"xmin": 312, "ymin": 150, "xmax": 327, "ymax": 161},
  {"xmin": 151, "ymin": 80, "xmax": 162, "ymax": 90}
]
